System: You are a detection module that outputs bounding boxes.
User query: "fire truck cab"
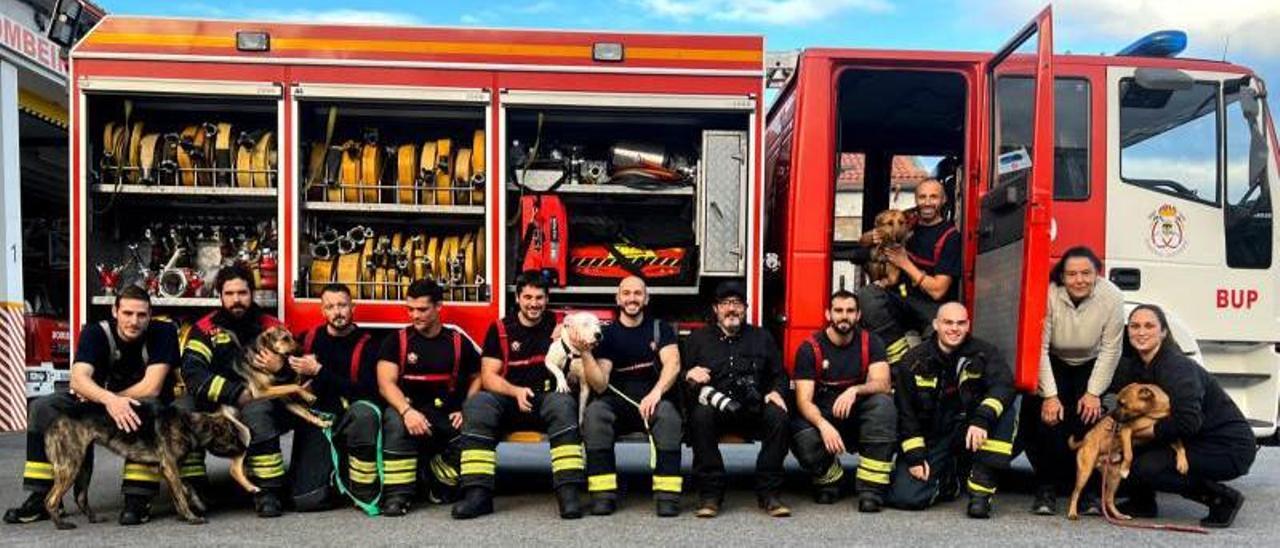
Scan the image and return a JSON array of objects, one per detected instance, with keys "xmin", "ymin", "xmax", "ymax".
[{"xmin": 766, "ymin": 8, "xmax": 1280, "ymax": 437}]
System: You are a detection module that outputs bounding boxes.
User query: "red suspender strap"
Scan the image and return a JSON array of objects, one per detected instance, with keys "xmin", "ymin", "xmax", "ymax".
[
  {"xmin": 302, "ymin": 326, "xmax": 320, "ymax": 355},
  {"xmin": 807, "ymin": 334, "xmax": 825, "ymax": 384},
  {"xmin": 398, "ymin": 328, "xmax": 410, "ymax": 379},
  {"xmin": 350, "ymin": 332, "xmax": 371, "ymax": 383},
  {"xmin": 932, "ymin": 226, "xmax": 958, "ymax": 266},
  {"xmin": 450, "ymin": 330, "xmax": 462, "ymax": 393},
  {"xmin": 860, "ymin": 329, "xmax": 871, "ymax": 381},
  {"xmin": 496, "ymin": 321, "xmax": 509, "ymax": 377}
]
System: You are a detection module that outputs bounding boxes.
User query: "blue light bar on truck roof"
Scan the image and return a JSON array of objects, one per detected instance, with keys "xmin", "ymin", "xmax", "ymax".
[{"xmin": 1117, "ymin": 30, "xmax": 1187, "ymax": 58}]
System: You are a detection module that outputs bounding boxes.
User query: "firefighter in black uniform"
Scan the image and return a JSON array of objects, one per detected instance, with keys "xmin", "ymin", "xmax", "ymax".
[
  {"xmin": 579, "ymin": 276, "xmax": 683, "ymax": 517},
  {"xmin": 179, "ymin": 265, "xmax": 288, "ymax": 517},
  {"xmin": 5, "ymin": 286, "xmax": 178, "ymax": 526},
  {"xmin": 887, "ymin": 302, "xmax": 1019, "ymax": 518},
  {"xmin": 1109, "ymin": 304, "xmax": 1255, "ymax": 528},
  {"xmin": 451, "ymin": 271, "xmax": 586, "ymax": 520},
  {"xmin": 790, "ymin": 290, "xmax": 897, "ymax": 512},
  {"xmin": 376, "ymin": 279, "xmax": 481, "ymax": 516},
  {"xmin": 684, "ymin": 280, "xmax": 792, "ymax": 518},
  {"xmin": 858, "ymin": 179, "xmax": 961, "ymax": 364},
  {"xmin": 288, "ymin": 283, "xmax": 382, "ymax": 512}
]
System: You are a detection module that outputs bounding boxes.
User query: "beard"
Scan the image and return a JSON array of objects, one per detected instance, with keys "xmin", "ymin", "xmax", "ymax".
[{"xmin": 831, "ymin": 320, "xmax": 854, "ymax": 335}]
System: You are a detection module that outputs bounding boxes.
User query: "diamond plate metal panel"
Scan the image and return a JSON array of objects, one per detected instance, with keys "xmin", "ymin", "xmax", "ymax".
[
  {"xmin": 972, "ymin": 240, "xmax": 1026, "ymax": 365},
  {"xmin": 700, "ymin": 130, "xmax": 747, "ymax": 275}
]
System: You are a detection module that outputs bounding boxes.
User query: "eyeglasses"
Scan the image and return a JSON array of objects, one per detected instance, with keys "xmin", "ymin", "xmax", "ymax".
[{"xmin": 716, "ymin": 298, "xmax": 746, "ymax": 308}]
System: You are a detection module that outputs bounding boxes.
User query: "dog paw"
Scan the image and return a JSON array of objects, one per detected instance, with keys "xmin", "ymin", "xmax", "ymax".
[
  {"xmin": 1120, "ymin": 467, "xmax": 1130, "ymax": 479},
  {"xmin": 1067, "ymin": 512, "xmax": 1079, "ymax": 521},
  {"xmin": 1176, "ymin": 460, "xmax": 1189, "ymax": 475},
  {"xmin": 298, "ymin": 392, "xmax": 317, "ymax": 404},
  {"xmin": 187, "ymin": 516, "xmax": 208, "ymax": 525},
  {"xmin": 316, "ymin": 420, "xmax": 333, "ymax": 429},
  {"xmin": 1116, "ymin": 513, "xmax": 1132, "ymax": 521}
]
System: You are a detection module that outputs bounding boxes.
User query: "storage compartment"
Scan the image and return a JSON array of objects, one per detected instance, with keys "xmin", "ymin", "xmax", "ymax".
[
  {"xmin": 502, "ymin": 102, "xmax": 750, "ymax": 304},
  {"xmin": 83, "ymin": 88, "xmax": 283, "ymax": 321},
  {"xmin": 293, "ymin": 91, "xmax": 489, "ymax": 303}
]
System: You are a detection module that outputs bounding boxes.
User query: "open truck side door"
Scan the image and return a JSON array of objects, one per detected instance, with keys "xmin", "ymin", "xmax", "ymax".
[{"xmin": 972, "ymin": 6, "xmax": 1055, "ymax": 392}]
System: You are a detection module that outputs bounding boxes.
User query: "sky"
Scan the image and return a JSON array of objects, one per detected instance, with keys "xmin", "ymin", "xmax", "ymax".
[{"xmin": 97, "ymin": 0, "xmax": 1278, "ymax": 103}]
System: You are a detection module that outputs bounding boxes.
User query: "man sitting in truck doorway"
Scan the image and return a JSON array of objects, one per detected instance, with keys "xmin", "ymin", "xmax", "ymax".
[{"xmin": 857, "ymin": 179, "xmax": 961, "ymax": 364}]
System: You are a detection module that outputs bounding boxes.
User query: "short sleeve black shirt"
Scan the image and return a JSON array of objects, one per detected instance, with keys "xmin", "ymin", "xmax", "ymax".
[
  {"xmin": 905, "ymin": 221, "xmax": 962, "ymax": 302},
  {"xmin": 481, "ymin": 315, "xmax": 556, "ymax": 392},
  {"xmin": 73, "ymin": 320, "xmax": 179, "ymax": 393},
  {"xmin": 793, "ymin": 329, "xmax": 887, "ymax": 391},
  {"xmin": 378, "ymin": 326, "xmax": 480, "ymax": 412},
  {"xmin": 596, "ymin": 316, "xmax": 677, "ymax": 400}
]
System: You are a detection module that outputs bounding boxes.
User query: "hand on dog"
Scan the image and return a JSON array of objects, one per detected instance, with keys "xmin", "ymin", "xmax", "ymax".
[
  {"xmin": 450, "ymin": 411, "xmax": 464, "ymax": 431},
  {"xmin": 965, "ymin": 425, "xmax": 988, "ymax": 452},
  {"xmin": 403, "ymin": 408, "xmax": 431, "ymax": 437},
  {"xmin": 515, "ymin": 387, "xmax": 535, "ymax": 413},
  {"xmin": 106, "ymin": 395, "xmax": 142, "ymax": 432},
  {"xmin": 252, "ymin": 348, "xmax": 283, "ymax": 373},
  {"xmin": 833, "ymin": 388, "xmax": 858, "ymax": 419},
  {"xmin": 909, "ymin": 462, "xmax": 931, "ymax": 482},
  {"xmin": 1041, "ymin": 396, "xmax": 1064, "ymax": 426},
  {"xmin": 1077, "ymin": 393, "xmax": 1103, "ymax": 424},
  {"xmin": 289, "ymin": 355, "xmax": 322, "ymax": 377},
  {"xmin": 819, "ymin": 422, "xmax": 846, "ymax": 455},
  {"xmin": 685, "ymin": 366, "xmax": 711, "ymax": 385},
  {"xmin": 883, "ymin": 246, "xmax": 911, "ymax": 269},
  {"xmin": 765, "ymin": 391, "xmax": 788, "ymax": 412}
]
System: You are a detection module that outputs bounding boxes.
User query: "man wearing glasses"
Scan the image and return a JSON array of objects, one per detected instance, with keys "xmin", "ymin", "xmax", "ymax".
[{"xmin": 682, "ymin": 281, "xmax": 791, "ymax": 518}]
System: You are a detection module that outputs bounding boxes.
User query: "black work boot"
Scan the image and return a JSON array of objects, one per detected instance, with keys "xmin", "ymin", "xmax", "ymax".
[
  {"xmin": 813, "ymin": 486, "xmax": 839, "ymax": 505},
  {"xmin": 254, "ymin": 490, "xmax": 283, "ymax": 518},
  {"xmin": 757, "ymin": 493, "xmax": 791, "ymax": 518},
  {"xmin": 556, "ymin": 485, "xmax": 583, "ymax": 519},
  {"xmin": 589, "ymin": 493, "xmax": 617, "ymax": 516},
  {"xmin": 118, "ymin": 495, "xmax": 152, "ymax": 526},
  {"xmin": 967, "ymin": 495, "xmax": 992, "ymax": 519},
  {"xmin": 857, "ymin": 493, "xmax": 883, "ymax": 513},
  {"xmin": 382, "ymin": 495, "xmax": 412, "ymax": 517},
  {"xmin": 1116, "ymin": 487, "xmax": 1159, "ymax": 519},
  {"xmin": 451, "ymin": 487, "xmax": 493, "ymax": 520},
  {"xmin": 1188, "ymin": 480, "xmax": 1245, "ymax": 528},
  {"xmin": 3, "ymin": 492, "xmax": 50, "ymax": 524},
  {"xmin": 1030, "ymin": 485, "xmax": 1056, "ymax": 516},
  {"xmin": 655, "ymin": 497, "xmax": 680, "ymax": 517}
]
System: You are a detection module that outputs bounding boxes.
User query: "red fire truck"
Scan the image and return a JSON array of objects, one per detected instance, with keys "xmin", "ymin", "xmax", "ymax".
[
  {"xmin": 766, "ymin": 8, "xmax": 1280, "ymax": 437},
  {"xmin": 67, "ymin": 10, "xmax": 1279, "ymax": 437}
]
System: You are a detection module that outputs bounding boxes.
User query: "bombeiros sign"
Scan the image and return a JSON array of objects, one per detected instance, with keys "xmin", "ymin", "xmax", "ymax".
[{"xmin": 1, "ymin": 12, "xmax": 68, "ymax": 78}]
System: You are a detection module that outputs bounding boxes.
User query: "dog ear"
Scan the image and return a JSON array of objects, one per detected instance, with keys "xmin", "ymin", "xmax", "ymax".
[{"xmin": 1139, "ymin": 386, "xmax": 1154, "ymax": 400}]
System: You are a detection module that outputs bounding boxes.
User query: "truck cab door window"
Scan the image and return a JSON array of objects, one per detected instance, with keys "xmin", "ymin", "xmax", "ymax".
[
  {"xmin": 1119, "ymin": 79, "xmax": 1220, "ymax": 206},
  {"xmin": 1224, "ymin": 79, "xmax": 1273, "ymax": 269}
]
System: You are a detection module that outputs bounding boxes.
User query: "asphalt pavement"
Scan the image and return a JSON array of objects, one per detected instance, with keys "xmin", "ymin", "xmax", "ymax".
[{"xmin": 1, "ymin": 432, "xmax": 1275, "ymax": 547}]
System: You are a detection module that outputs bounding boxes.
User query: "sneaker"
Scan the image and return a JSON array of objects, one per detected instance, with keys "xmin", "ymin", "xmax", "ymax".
[
  {"xmin": 967, "ymin": 495, "xmax": 992, "ymax": 519},
  {"xmin": 117, "ymin": 495, "xmax": 152, "ymax": 526},
  {"xmin": 253, "ymin": 491, "xmax": 283, "ymax": 518},
  {"xmin": 1080, "ymin": 493, "xmax": 1102, "ymax": 517},
  {"xmin": 757, "ymin": 494, "xmax": 791, "ymax": 518},
  {"xmin": 655, "ymin": 498, "xmax": 680, "ymax": 518},
  {"xmin": 3, "ymin": 492, "xmax": 50, "ymax": 524},
  {"xmin": 857, "ymin": 494, "xmax": 882, "ymax": 513},
  {"xmin": 813, "ymin": 487, "xmax": 839, "ymax": 505},
  {"xmin": 694, "ymin": 499, "xmax": 720, "ymax": 519},
  {"xmin": 1030, "ymin": 486, "xmax": 1056, "ymax": 516},
  {"xmin": 450, "ymin": 487, "xmax": 493, "ymax": 520},
  {"xmin": 1198, "ymin": 482, "xmax": 1244, "ymax": 529},
  {"xmin": 382, "ymin": 495, "xmax": 411, "ymax": 517},
  {"xmin": 589, "ymin": 494, "xmax": 617, "ymax": 516},
  {"xmin": 555, "ymin": 485, "xmax": 583, "ymax": 519}
]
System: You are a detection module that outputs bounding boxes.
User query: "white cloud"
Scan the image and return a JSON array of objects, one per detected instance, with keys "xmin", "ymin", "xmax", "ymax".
[
  {"xmin": 243, "ymin": 9, "xmax": 425, "ymax": 27},
  {"xmin": 518, "ymin": 1, "xmax": 560, "ymax": 14},
  {"xmin": 638, "ymin": 0, "xmax": 894, "ymax": 26},
  {"xmin": 964, "ymin": 0, "xmax": 1280, "ymax": 58}
]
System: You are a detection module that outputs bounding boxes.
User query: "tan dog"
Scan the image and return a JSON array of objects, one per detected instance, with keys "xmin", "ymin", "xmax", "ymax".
[
  {"xmin": 1066, "ymin": 383, "xmax": 1188, "ymax": 520},
  {"xmin": 866, "ymin": 209, "xmax": 911, "ymax": 286},
  {"xmin": 232, "ymin": 326, "xmax": 331, "ymax": 429}
]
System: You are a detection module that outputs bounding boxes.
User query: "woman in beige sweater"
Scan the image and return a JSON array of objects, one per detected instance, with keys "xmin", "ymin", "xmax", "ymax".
[{"xmin": 1020, "ymin": 246, "xmax": 1126, "ymax": 516}]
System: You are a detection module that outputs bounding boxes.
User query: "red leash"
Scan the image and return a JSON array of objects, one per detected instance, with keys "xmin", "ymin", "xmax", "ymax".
[{"xmin": 1099, "ymin": 427, "xmax": 1209, "ymax": 534}]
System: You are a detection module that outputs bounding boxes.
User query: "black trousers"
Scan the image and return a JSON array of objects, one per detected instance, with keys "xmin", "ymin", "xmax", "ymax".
[
  {"xmin": 582, "ymin": 393, "xmax": 683, "ymax": 500},
  {"xmin": 790, "ymin": 392, "xmax": 897, "ymax": 498},
  {"xmin": 1020, "ymin": 356, "xmax": 1096, "ymax": 491},
  {"xmin": 857, "ymin": 284, "xmax": 937, "ymax": 363},
  {"xmin": 21, "ymin": 392, "xmax": 162, "ymax": 498},
  {"xmin": 379, "ymin": 403, "xmax": 463, "ymax": 499},
  {"xmin": 290, "ymin": 401, "xmax": 382, "ymax": 511},
  {"xmin": 1129, "ymin": 435, "xmax": 1257, "ymax": 495},
  {"xmin": 458, "ymin": 391, "xmax": 585, "ymax": 491},
  {"xmin": 687, "ymin": 400, "xmax": 789, "ymax": 500}
]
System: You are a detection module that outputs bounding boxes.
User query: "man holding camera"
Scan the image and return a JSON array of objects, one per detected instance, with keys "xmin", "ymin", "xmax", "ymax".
[{"xmin": 683, "ymin": 281, "xmax": 791, "ymax": 518}]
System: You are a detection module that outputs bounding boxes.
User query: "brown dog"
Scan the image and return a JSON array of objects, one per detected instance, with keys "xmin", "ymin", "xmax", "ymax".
[
  {"xmin": 866, "ymin": 209, "xmax": 911, "ymax": 286},
  {"xmin": 1066, "ymin": 383, "xmax": 1188, "ymax": 520},
  {"xmin": 232, "ymin": 326, "xmax": 331, "ymax": 429},
  {"xmin": 43, "ymin": 404, "xmax": 257, "ymax": 529}
]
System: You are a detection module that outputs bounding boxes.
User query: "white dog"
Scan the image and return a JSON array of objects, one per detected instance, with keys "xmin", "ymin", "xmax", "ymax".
[{"xmin": 545, "ymin": 312, "xmax": 603, "ymax": 420}]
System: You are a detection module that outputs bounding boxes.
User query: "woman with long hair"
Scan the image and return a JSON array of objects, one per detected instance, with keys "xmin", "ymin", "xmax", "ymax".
[{"xmin": 1108, "ymin": 304, "xmax": 1255, "ymax": 528}]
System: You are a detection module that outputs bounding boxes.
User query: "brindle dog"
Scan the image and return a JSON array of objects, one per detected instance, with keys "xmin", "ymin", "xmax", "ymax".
[
  {"xmin": 43, "ymin": 403, "xmax": 257, "ymax": 529},
  {"xmin": 232, "ymin": 326, "xmax": 331, "ymax": 429},
  {"xmin": 866, "ymin": 209, "xmax": 912, "ymax": 287}
]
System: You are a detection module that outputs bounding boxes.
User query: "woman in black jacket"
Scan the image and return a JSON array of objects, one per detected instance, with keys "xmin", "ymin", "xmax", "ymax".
[{"xmin": 1109, "ymin": 304, "xmax": 1256, "ymax": 528}]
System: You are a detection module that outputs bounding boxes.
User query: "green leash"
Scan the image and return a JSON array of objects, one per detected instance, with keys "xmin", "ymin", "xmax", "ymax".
[
  {"xmin": 318, "ymin": 400, "xmax": 384, "ymax": 517},
  {"xmin": 605, "ymin": 385, "xmax": 658, "ymax": 469}
]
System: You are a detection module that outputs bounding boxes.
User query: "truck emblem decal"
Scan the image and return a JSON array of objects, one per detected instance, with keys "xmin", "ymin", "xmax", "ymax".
[{"xmin": 1147, "ymin": 204, "xmax": 1187, "ymax": 256}]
